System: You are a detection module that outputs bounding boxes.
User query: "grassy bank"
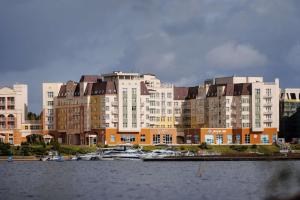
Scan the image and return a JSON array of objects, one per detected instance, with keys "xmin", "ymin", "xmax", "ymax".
[{"xmin": 142, "ymin": 144, "xmax": 280, "ymax": 155}]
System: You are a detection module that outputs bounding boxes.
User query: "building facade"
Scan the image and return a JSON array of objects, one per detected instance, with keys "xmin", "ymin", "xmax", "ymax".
[
  {"xmin": 279, "ymin": 88, "xmax": 300, "ymax": 141},
  {"xmin": 53, "ymin": 72, "xmax": 177, "ymax": 145},
  {"xmin": 184, "ymin": 76, "xmax": 280, "ymax": 145},
  {"xmin": 42, "ymin": 83, "xmax": 63, "ymax": 135}
]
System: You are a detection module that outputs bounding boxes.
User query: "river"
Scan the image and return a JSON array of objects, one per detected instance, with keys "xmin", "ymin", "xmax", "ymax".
[{"xmin": 0, "ymin": 160, "xmax": 299, "ymax": 200}]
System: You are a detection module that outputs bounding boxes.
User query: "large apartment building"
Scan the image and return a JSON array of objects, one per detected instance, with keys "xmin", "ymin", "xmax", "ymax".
[
  {"xmin": 184, "ymin": 76, "xmax": 280, "ymax": 145},
  {"xmin": 38, "ymin": 72, "xmax": 281, "ymax": 146},
  {"xmin": 279, "ymin": 88, "xmax": 300, "ymax": 141},
  {"xmin": 52, "ymin": 72, "xmax": 177, "ymax": 145}
]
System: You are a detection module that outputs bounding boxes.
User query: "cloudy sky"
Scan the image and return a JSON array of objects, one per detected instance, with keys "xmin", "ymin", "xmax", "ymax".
[{"xmin": 1, "ymin": 0, "xmax": 300, "ymax": 113}]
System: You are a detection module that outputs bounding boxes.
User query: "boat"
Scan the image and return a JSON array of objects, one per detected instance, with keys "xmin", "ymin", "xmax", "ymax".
[
  {"xmin": 141, "ymin": 149, "xmax": 177, "ymax": 159},
  {"xmin": 78, "ymin": 152, "xmax": 101, "ymax": 161}
]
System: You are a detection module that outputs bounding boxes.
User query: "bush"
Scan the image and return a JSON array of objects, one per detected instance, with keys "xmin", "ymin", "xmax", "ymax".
[
  {"xmin": 0, "ymin": 142, "xmax": 11, "ymax": 156},
  {"xmin": 199, "ymin": 142, "xmax": 208, "ymax": 149},
  {"xmin": 132, "ymin": 144, "xmax": 140, "ymax": 149},
  {"xmin": 229, "ymin": 145, "xmax": 248, "ymax": 152},
  {"xmin": 251, "ymin": 144, "xmax": 257, "ymax": 149}
]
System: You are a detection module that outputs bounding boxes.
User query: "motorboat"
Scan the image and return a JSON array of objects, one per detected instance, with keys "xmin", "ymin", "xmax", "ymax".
[
  {"xmin": 141, "ymin": 149, "xmax": 177, "ymax": 159},
  {"xmin": 78, "ymin": 152, "xmax": 101, "ymax": 161}
]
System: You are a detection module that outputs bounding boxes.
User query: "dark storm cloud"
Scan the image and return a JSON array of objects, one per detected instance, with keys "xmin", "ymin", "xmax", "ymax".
[{"xmin": 0, "ymin": 0, "xmax": 300, "ymax": 112}]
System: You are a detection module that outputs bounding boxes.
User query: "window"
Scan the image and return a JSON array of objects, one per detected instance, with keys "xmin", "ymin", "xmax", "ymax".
[
  {"xmin": 153, "ymin": 134, "xmax": 160, "ymax": 144},
  {"xmin": 25, "ymin": 126, "xmax": 28, "ymax": 130},
  {"xmin": 163, "ymin": 134, "xmax": 172, "ymax": 144},
  {"xmin": 48, "ymin": 101, "xmax": 54, "ymax": 106},
  {"xmin": 227, "ymin": 135, "xmax": 233, "ymax": 144},
  {"xmin": 140, "ymin": 134, "xmax": 146, "ymax": 142},
  {"xmin": 48, "ymin": 92, "xmax": 54, "ymax": 98},
  {"xmin": 235, "ymin": 134, "xmax": 241, "ymax": 144},
  {"xmin": 194, "ymin": 135, "xmax": 199, "ymax": 144},
  {"xmin": 245, "ymin": 134, "xmax": 250, "ymax": 144},
  {"xmin": 205, "ymin": 135, "xmax": 214, "ymax": 144},
  {"xmin": 48, "ymin": 109, "xmax": 53, "ymax": 115},
  {"xmin": 110, "ymin": 135, "xmax": 115, "ymax": 142},
  {"xmin": 272, "ymin": 133, "xmax": 277, "ymax": 143},
  {"xmin": 261, "ymin": 135, "xmax": 269, "ymax": 144},
  {"xmin": 216, "ymin": 134, "xmax": 223, "ymax": 144}
]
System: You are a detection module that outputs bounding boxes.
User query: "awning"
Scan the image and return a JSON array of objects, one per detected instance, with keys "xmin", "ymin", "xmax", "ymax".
[{"xmin": 43, "ymin": 134, "xmax": 53, "ymax": 139}]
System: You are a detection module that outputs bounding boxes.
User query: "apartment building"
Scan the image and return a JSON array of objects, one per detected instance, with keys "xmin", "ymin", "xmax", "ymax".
[
  {"xmin": 0, "ymin": 84, "xmax": 28, "ymax": 144},
  {"xmin": 53, "ymin": 72, "xmax": 177, "ymax": 145},
  {"xmin": 42, "ymin": 83, "xmax": 63, "ymax": 134},
  {"xmin": 185, "ymin": 76, "xmax": 280, "ymax": 145},
  {"xmin": 279, "ymin": 88, "xmax": 300, "ymax": 141}
]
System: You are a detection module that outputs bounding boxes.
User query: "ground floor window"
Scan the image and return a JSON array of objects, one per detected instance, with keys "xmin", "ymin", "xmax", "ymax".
[
  {"xmin": 227, "ymin": 135, "xmax": 232, "ymax": 144},
  {"xmin": 205, "ymin": 135, "xmax": 214, "ymax": 144},
  {"xmin": 216, "ymin": 134, "xmax": 223, "ymax": 144},
  {"xmin": 235, "ymin": 134, "xmax": 241, "ymax": 144},
  {"xmin": 110, "ymin": 135, "xmax": 115, "ymax": 142},
  {"xmin": 194, "ymin": 135, "xmax": 199, "ymax": 144},
  {"xmin": 272, "ymin": 134, "xmax": 277, "ymax": 143},
  {"xmin": 9, "ymin": 134, "xmax": 13, "ymax": 145},
  {"xmin": 261, "ymin": 135, "xmax": 269, "ymax": 144},
  {"xmin": 153, "ymin": 134, "xmax": 160, "ymax": 144},
  {"xmin": 163, "ymin": 134, "xmax": 172, "ymax": 144},
  {"xmin": 0, "ymin": 137, "xmax": 3, "ymax": 143},
  {"xmin": 121, "ymin": 135, "xmax": 136, "ymax": 143},
  {"xmin": 140, "ymin": 134, "xmax": 146, "ymax": 142},
  {"xmin": 245, "ymin": 134, "xmax": 250, "ymax": 144}
]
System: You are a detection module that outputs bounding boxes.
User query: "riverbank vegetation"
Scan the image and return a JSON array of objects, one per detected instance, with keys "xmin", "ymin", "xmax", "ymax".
[{"xmin": 0, "ymin": 141, "xmax": 281, "ymax": 156}]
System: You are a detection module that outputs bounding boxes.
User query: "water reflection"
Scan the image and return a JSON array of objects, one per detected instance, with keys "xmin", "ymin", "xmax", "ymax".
[{"xmin": 0, "ymin": 161, "xmax": 299, "ymax": 200}]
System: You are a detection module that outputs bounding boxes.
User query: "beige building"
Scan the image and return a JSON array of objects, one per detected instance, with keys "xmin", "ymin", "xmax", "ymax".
[
  {"xmin": 42, "ymin": 83, "xmax": 63, "ymax": 134},
  {"xmin": 0, "ymin": 84, "xmax": 28, "ymax": 144}
]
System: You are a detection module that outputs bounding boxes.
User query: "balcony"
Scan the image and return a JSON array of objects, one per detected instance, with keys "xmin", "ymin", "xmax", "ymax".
[
  {"xmin": 263, "ymin": 95, "xmax": 272, "ymax": 99},
  {"xmin": 8, "ymin": 117, "xmax": 15, "ymax": 121},
  {"xmin": 264, "ymin": 102, "xmax": 272, "ymax": 107},
  {"xmin": 111, "ymin": 101, "xmax": 118, "ymax": 106},
  {"xmin": 263, "ymin": 111, "xmax": 272, "ymax": 115},
  {"xmin": 264, "ymin": 118, "xmax": 273, "ymax": 123},
  {"xmin": 111, "ymin": 110, "xmax": 118, "ymax": 115},
  {"xmin": 7, "ymin": 101, "xmax": 15, "ymax": 106}
]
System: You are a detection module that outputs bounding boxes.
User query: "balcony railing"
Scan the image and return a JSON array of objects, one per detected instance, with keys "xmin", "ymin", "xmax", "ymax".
[
  {"xmin": 111, "ymin": 101, "xmax": 118, "ymax": 106},
  {"xmin": 263, "ymin": 95, "xmax": 272, "ymax": 99},
  {"xmin": 264, "ymin": 102, "xmax": 272, "ymax": 106},
  {"xmin": 263, "ymin": 111, "xmax": 272, "ymax": 115},
  {"xmin": 8, "ymin": 117, "xmax": 15, "ymax": 121},
  {"xmin": 264, "ymin": 119, "xmax": 273, "ymax": 123}
]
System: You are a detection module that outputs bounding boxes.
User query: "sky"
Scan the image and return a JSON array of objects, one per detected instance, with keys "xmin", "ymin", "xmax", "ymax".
[{"xmin": 1, "ymin": 0, "xmax": 300, "ymax": 113}]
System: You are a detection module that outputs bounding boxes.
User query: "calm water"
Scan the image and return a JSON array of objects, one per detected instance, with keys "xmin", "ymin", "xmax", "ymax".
[{"xmin": 0, "ymin": 160, "xmax": 299, "ymax": 200}]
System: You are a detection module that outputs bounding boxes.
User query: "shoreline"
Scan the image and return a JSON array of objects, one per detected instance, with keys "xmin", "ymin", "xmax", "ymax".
[{"xmin": 1, "ymin": 154, "xmax": 300, "ymax": 161}]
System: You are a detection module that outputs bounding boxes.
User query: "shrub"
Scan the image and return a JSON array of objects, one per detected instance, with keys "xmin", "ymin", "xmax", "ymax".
[
  {"xmin": 0, "ymin": 142, "xmax": 11, "ymax": 156},
  {"xmin": 199, "ymin": 142, "xmax": 208, "ymax": 149},
  {"xmin": 229, "ymin": 145, "xmax": 248, "ymax": 152},
  {"xmin": 132, "ymin": 144, "xmax": 140, "ymax": 149},
  {"xmin": 251, "ymin": 144, "xmax": 257, "ymax": 149}
]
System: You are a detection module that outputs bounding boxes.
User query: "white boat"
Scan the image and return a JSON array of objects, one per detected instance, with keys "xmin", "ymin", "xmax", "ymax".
[
  {"xmin": 141, "ymin": 149, "xmax": 177, "ymax": 159},
  {"xmin": 79, "ymin": 152, "xmax": 101, "ymax": 161}
]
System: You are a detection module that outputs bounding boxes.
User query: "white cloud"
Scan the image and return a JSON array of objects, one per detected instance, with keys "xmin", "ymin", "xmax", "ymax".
[{"xmin": 205, "ymin": 41, "xmax": 268, "ymax": 69}]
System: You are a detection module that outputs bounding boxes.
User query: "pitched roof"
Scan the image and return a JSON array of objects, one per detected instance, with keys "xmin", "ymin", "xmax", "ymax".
[
  {"xmin": 91, "ymin": 81, "xmax": 117, "ymax": 95},
  {"xmin": 79, "ymin": 75, "xmax": 102, "ymax": 83},
  {"xmin": 174, "ymin": 87, "xmax": 189, "ymax": 100},
  {"xmin": 57, "ymin": 85, "xmax": 67, "ymax": 98},
  {"xmin": 141, "ymin": 81, "xmax": 149, "ymax": 95},
  {"xmin": 186, "ymin": 86, "xmax": 199, "ymax": 99}
]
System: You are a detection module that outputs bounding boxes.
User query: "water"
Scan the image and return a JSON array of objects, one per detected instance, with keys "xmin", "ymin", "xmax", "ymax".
[{"xmin": 0, "ymin": 160, "xmax": 299, "ymax": 200}]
